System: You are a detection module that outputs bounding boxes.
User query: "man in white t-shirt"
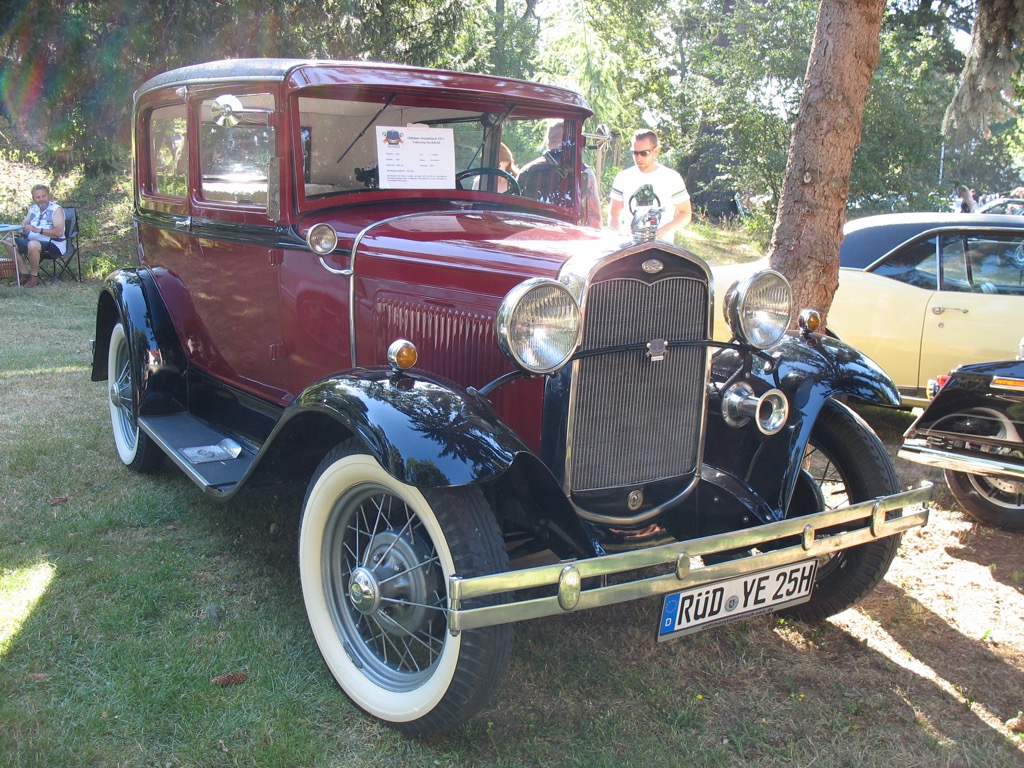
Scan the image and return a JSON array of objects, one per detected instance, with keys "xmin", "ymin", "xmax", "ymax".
[{"xmin": 608, "ymin": 129, "xmax": 691, "ymax": 240}]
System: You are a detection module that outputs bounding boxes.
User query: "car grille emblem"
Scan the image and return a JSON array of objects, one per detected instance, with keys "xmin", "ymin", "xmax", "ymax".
[
  {"xmin": 641, "ymin": 259, "xmax": 664, "ymax": 274},
  {"xmin": 646, "ymin": 339, "xmax": 667, "ymax": 362}
]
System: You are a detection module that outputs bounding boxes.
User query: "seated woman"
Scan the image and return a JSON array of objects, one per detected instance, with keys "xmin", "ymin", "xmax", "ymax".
[
  {"xmin": 5, "ymin": 184, "xmax": 66, "ymax": 288},
  {"xmin": 472, "ymin": 143, "xmax": 519, "ymax": 193}
]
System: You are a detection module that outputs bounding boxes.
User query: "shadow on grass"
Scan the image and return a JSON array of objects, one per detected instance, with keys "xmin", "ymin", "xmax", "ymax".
[
  {"xmin": 857, "ymin": 578, "xmax": 1024, "ymax": 730},
  {"xmin": 948, "ymin": 525, "xmax": 1024, "ymax": 595},
  {"xmin": 3, "ymin": 275, "xmax": 1021, "ymax": 767}
]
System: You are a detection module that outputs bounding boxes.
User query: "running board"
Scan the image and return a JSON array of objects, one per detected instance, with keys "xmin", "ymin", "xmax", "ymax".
[{"xmin": 138, "ymin": 413, "xmax": 256, "ymax": 495}]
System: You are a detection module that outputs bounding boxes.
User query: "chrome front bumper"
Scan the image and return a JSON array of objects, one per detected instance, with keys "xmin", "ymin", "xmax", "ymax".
[
  {"xmin": 899, "ymin": 443, "xmax": 1024, "ymax": 480},
  {"xmin": 448, "ymin": 484, "xmax": 932, "ymax": 632}
]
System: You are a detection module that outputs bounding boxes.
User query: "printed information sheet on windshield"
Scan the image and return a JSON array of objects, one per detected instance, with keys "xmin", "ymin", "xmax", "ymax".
[{"xmin": 376, "ymin": 125, "xmax": 455, "ymax": 189}]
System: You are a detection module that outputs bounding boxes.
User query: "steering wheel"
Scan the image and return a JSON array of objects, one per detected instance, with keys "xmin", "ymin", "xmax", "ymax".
[
  {"xmin": 1012, "ymin": 243, "xmax": 1024, "ymax": 269},
  {"xmin": 456, "ymin": 167, "xmax": 522, "ymax": 196}
]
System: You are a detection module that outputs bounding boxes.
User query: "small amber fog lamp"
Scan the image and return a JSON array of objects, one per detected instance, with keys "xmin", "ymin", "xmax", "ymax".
[
  {"xmin": 387, "ymin": 339, "xmax": 418, "ymax": 371},
  {"xmin": 798, "ymin": 309, "xmax": 822, "ymax": 334}
]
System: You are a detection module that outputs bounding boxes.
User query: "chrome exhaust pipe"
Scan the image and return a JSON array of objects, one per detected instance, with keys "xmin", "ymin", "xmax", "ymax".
[{"xmin": 721, "ymin": 382, "xmax": 789, "ymax": 435}]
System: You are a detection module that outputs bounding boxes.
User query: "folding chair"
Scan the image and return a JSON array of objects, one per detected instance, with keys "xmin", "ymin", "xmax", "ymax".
[{"xmin": 40, "ymin": 205, "xmax": 81, "ymax": 283}]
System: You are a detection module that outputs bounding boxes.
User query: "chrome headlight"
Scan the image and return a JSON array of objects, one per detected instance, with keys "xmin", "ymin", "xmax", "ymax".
[
  {"xmin": 496, "ymin": 279, "xmax": 581, "ymax": 374},
  {"xmin": 723, "ymin": 270, "xmax": 793, "ymax": 349},
  {"xmin": 306, "ymin": 223, "xmax": 338, "ymax": 255}
]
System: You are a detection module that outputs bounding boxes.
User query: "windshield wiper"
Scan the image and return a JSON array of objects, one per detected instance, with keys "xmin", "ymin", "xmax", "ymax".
[
  {"xmin": 467, "ymin": 104, "xmax": 517, "ymax": 169},
  {"xmin": 336, "ymin": 93, "xmax": 396, "ymax": 164}
]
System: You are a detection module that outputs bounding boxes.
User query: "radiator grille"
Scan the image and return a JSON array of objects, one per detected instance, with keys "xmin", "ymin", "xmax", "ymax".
[
  {"xmin": 569, "ymin": 276, "xmax": 708, "ymax": 492},
  {"xmin": 374, "ymin": 296, "xmax": 541, "ymax": 447},
  {"xmin": 375, "ymin": 297, "xmax": 505, "ymax": 385}
]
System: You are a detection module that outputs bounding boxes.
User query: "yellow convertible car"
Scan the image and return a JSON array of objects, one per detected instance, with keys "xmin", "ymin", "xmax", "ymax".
[{"xmin": 713, "ymin": 213, "xmax": 1024, "ymax": 407}]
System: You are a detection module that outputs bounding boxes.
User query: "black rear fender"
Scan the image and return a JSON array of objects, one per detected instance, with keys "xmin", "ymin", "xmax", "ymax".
[{"xmin": 91, "ymin": 269, "xmax": 188, "ymax": 415}]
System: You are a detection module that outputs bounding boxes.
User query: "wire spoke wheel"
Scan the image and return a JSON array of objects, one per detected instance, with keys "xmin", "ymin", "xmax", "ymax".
[
  {"xmin": 300, "ymin": 440, "xmax": 512, "ymax": 736},
  {"xmin": 106, "ymin": 322, "xmax": 160, "ymax": 472},
  {"xmin": 783, "ymin": 402, "xmax": 902, "ymax": 621},
  {"xmin": 108, "ymin": 324, "xmax": 137, "ymax": 455},
  {"xmin": 325, "ymin": 483, "xmax": 448, "ymax": 689}
]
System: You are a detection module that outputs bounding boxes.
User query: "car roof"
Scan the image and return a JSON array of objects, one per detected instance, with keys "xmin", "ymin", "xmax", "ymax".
[
  {"xmin": 977, "ymin": 197, "xmax": 1024, "ymax": 213},
  {"xmin": 136, "ymin": 58, "xmax": 593, "ymax": 116},
  {"xmin": 839, "ymin": 212, "xmax": 1024, "ymax": 270}
]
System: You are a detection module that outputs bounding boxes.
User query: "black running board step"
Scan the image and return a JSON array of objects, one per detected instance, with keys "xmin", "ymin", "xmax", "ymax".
[{"xmin": 138, "ymin": 413, "xmax": 256, "ymax": 495}]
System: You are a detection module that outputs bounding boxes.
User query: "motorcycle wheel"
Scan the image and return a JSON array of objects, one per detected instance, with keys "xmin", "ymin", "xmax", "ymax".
[{"xmin": 945, "ymin": 469, "xmax": 1024, "ymax": 531}]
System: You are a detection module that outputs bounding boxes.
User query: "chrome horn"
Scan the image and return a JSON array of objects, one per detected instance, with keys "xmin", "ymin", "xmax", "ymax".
[{"xmin": 721, "ymin": 382, "xmax": 789, "ymax": 435}]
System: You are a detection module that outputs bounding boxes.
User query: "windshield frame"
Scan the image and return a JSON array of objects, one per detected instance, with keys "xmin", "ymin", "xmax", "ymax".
[{"xmin": 287, "ymin": 84, "xmax": 589, "ymax": 223}]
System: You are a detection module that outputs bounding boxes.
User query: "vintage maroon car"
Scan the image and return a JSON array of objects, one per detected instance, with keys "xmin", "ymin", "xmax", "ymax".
[{"xmin": 91, "ymin": 59, "xmax": 929, "ymax": 736}]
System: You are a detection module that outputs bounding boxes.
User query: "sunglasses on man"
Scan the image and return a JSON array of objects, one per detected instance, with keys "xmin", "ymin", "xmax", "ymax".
[{"xmin": 631, "ymin": 148, "xmax": 655, "ymax": 157}]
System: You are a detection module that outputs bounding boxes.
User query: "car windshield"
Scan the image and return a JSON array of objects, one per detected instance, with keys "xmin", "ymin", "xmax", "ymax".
[
  {"xmin": 979, "ymin": 199, "xmax": 1024, "ymax": 215},
  {"xmin": 294, "ymin": 94, "xmax": 578, "ymax": 205}
]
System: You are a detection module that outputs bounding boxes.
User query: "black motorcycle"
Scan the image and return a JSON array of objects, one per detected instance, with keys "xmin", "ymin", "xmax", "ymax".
[{"xmin": 901, "ymin": 359, "xmax": 1024, "ymax": 531}]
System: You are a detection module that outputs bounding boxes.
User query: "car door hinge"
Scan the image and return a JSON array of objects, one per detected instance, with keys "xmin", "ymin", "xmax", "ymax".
[
  {"xmin": 269, "ymin": 248, "xmax": 283, "ymax": 266},
  {"xmin": 268, "ymin": 342, "xmax": 288, "ymax": 361}
]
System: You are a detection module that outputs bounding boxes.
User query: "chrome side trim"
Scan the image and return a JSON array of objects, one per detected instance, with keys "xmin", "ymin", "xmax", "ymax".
[
  {"xmin": 448, "ymin": 483, "xmax": 931, "ymax": 632},
  {"xmin": 319, "ymin": 255, "xmax": 352, "ymax": 276},
  {"xmin": 898, "ymin": 444, "xmax": 1024, "ymax": 480}
]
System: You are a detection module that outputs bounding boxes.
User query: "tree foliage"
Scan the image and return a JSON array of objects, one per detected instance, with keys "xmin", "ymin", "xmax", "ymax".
[
  {"xmin": 944, "ymin": 0, "xmax": 1024, "ymax": 138},
  {"xmin": 0, "ymin": 0, "xmax": 487, "ymax": 172},
  {"xmin": 1, "ymin": 0, "xmax": 1021, "ymax": 207}
]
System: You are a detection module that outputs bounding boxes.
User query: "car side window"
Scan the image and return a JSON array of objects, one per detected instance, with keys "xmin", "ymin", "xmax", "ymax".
[
  {"xmin": 947, "ymin": 234, "xmax": 1024, "ymax": 295},
  {"xmin": 147, "ymin": 104, "xmax": 187, "ymax": 199},
  {"xmin": 199, "ymin": 93, "xmax": 275, "ymax": 208},
  {"xmin": 939, "ymin": 236, "xmax": 970, "ymax": 291},
  {"xmin": 871, "ymin": 236, "xmax": 938, "ymax": 289}
]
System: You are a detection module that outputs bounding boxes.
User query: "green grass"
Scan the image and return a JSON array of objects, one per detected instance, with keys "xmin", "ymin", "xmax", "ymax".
[{"xmin": 675, "ymin": 219, "xmax": 766, "ymax": 266}]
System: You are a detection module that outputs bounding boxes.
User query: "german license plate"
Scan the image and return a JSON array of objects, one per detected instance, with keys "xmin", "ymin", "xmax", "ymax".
[{"xmin": 658, "ymin": 559, "xmax": 817, "ymax": 642}]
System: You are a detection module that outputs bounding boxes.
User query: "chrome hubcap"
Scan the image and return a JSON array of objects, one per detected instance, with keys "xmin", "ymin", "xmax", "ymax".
[
  {"xmin": 348, "ymin": 567, "xmax": 380, "ymax": 615},
  {"xmin": 351, "ymin": 530, "xmax": 438, "ymax": 636}
]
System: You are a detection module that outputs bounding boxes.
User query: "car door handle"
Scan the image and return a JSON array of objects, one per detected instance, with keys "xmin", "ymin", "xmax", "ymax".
[
  {"xmin": 174, "ymin": 217, "xmax": 192, "ymax": 229},
  {"xmin": 931, "ymin": 306, "xmax": 969, "ymax": 314}
]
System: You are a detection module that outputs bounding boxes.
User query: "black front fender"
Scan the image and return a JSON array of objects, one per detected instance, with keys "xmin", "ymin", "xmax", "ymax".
[
  {"xmin": 273, "ymin": 369, "xmax": 534, "ymax": 488},
  {"xmin": 767, "ymin": 332, "xmax": 901, "ymax": 410},
  {"xmin": 705, "ymin": 332, "xmax": 899, "ymax": 518}
]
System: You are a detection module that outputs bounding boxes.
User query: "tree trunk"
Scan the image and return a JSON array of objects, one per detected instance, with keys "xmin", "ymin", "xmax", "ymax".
[
  {"xmin": 944, "ymin": 0, "xmax": 1024, "ymax": 138},
  {"xmin": 768, "ymin": 0, "xmax": 885, "ymax": 326}
]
